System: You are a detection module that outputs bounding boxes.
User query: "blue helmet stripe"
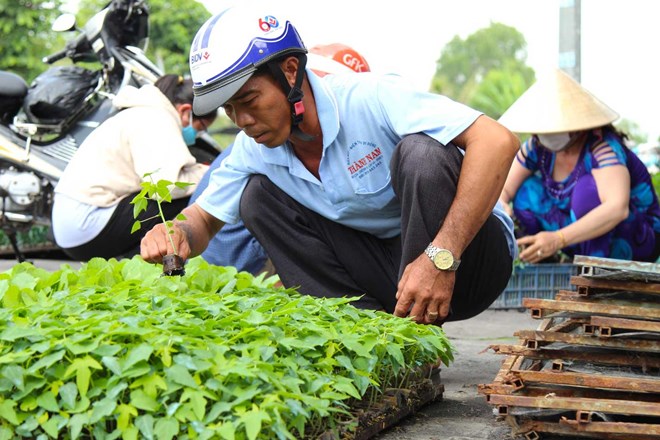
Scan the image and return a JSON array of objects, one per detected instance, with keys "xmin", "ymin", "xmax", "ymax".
[
  {"xmin": 192, "ymin": 9, "xmax": 230, "ymax": 52},
  {"xmin": 203, "ymin": 21, "xmax": 304, "ymax": 85}
]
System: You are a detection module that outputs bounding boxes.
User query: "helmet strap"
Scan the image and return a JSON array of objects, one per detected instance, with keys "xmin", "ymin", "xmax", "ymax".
[{"xmin": 267, "ymin": 54, "xmax": 307, "ymax": 127}]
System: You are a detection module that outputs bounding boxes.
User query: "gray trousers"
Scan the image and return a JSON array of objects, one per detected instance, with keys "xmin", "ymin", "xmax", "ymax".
[{"xmin": 240, "ymin": 134, "xmax": 512, "ymax": 321}]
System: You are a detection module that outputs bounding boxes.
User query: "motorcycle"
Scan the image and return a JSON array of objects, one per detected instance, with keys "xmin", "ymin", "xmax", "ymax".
[{"xmin": 0, "ymin": 0, "xmax": 220, "ymax": 262}]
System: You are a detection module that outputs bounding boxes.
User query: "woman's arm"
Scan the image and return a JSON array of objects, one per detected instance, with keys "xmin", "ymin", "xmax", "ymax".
[
  {"xmin": 560, "ymin": 164, "xmax": 630, "ymax": 246},
  {"xmin": 499, "ymin": 156, "xmax": 532, "ymax": 216}
]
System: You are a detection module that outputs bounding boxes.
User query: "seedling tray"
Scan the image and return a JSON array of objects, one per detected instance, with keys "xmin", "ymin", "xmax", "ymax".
[{"xmin": 319, "ymin": 365, "xmax": 444, "ymax": 439}]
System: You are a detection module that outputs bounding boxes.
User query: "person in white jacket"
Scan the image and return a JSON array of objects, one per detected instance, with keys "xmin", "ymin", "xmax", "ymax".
[{"xmin": 52, "ymin": 74, "xmax": 216, "ymax": 260}]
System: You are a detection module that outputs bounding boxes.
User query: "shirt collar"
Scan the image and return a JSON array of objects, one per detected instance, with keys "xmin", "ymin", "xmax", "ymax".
[
  {"xmin": 306, "ymin": 68, "xmax": 340, "ymax": 150},
  {"xmin": 260, "ymin": 69, "xmax": 341, "ymax": 168}
]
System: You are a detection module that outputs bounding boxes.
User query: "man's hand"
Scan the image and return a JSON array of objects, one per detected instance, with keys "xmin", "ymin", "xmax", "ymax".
[
  {"xmin": 140, "ymin": 203, "xmax": 223, "ymax": 264},
  {"xmin": 394, "ymin": 253, "xmax": 455, "ymax": 324},
  {"xmin": 140, "ymin": 223, "xmax": 192, "ymax": 264}
]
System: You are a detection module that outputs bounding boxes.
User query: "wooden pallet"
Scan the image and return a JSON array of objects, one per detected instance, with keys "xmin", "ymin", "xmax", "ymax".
[{"xmin": 479, "ymin": 256, "xmax": 660, "ymax": 439}]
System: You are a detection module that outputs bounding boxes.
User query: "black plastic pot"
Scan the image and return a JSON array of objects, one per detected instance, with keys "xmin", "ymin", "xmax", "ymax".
[{"xmin": 162, "ymin": 254, "xmax": 185, "ymax": 276}]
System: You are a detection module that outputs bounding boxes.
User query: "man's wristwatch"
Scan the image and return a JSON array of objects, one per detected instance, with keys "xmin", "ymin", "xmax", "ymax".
[{"xmin": 424, "ymin": 243, "xmax": 461, "ymax": 271}]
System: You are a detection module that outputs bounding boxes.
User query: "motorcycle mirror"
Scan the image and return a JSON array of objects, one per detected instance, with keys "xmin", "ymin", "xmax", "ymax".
[{"xmin": 52, "ymin": 13, "xmax": 77, "ymax": 32}]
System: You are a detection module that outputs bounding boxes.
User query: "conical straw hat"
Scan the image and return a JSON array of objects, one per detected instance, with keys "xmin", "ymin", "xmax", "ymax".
[{"xmin": 498, "ymin": 68, "xmax": 619, "ymax": 134}]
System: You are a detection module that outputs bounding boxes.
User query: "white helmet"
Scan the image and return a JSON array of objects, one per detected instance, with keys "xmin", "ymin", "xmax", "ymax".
[{"xmin": 189, "ymin": 6, "xmax": 307, "ymax": 116}]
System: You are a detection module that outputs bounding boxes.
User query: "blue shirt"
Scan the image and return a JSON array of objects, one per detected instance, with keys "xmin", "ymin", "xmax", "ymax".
[
  {"xmin": 189, "ymin": 146, "xmax": 268, "ymax": 274},
  {"xmin": 198, "ymin": 70, "xmax": 517, "ymax": 258}
]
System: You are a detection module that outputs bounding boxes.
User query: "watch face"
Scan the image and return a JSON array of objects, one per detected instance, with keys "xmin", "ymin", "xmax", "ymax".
[{"xmin": 433, "ymin": 249, "xmax": 454, "ymax": 270}]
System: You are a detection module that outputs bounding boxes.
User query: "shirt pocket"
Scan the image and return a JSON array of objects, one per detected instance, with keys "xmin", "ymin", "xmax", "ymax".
[{"xmin": 352, "ymin": 173, "xmax": 395, "ymax": 210}]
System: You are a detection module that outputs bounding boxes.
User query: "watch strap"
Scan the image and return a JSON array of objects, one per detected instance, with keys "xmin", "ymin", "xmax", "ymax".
[{"xmin": 424, "ymin": 243, "xmax": 461, "ymax": 271}]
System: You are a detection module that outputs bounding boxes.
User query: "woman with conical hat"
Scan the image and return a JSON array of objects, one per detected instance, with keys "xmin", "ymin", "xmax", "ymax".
[{"xmin": 498, "ymin": 68, "xmax": 660, "ymax": 263}]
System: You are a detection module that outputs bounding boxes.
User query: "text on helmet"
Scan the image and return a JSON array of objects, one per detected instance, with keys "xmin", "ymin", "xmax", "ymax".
[{"xmin": 259, "ymin": 16, "xmax": 279, "ymax": 32}]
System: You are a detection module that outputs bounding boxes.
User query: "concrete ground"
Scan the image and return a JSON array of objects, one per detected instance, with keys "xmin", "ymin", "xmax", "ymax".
[{"xmin": 1, "ymin": 258, "xmax": 562, "ymax": 440}]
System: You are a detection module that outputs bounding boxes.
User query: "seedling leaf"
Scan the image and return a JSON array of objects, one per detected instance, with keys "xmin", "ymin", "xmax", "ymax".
[
  {"xmin": 130, "ymin": 171, "xmax": 194, "ymax": 256},
  {"xmin": 0, "ymin": 257, "xmax": 453, "ymax": 438},
  {"xmin": 131, "ymin": 221, "xmax": 142, "ymax": 234}
]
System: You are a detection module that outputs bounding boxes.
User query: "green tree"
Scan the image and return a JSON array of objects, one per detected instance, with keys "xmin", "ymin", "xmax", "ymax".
[
  {"xmin": 0, "ymin": 0, "xmax": 65, "ymax": 82},
  {"xmin": 431, "ymin": 22, "xmax": 535, "ymax": 118},
  {"xmin": 77, "ymin": 0, "xmax": 210, "ymax": 75},
  {"xmin": 467, "ymin": 66, "xmax": 530, "ymax": 120},
  {"xmin": 615, "ymin": 118, "xmax": 647, "ymax": 145},
  {"xmin": 147, "ymin": 0, "xmax": 211, "ymax": 75}
]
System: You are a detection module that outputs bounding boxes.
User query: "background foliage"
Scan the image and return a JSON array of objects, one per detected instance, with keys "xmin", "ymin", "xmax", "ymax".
[
  {"xmin": 429, "ymin": 22, "xmax": 648, "ymax": 142},
  {"xmin": 0, "ymin": 0, "xmax": 65, "ymax": 82},
  {"xmin": 430, "ymin": 22, "xmax": 536, "ymax": 119}
]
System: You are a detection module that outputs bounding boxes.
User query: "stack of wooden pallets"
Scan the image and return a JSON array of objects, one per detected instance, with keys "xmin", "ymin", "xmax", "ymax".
[{"xmin": 479, "ymin": 255, "xmax": 660, "ymax": 439}]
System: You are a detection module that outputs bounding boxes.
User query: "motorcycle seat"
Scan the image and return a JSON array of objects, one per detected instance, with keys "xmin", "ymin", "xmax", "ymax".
[
  {"xmin": 0, "ymin": 71, "xmax": 28, "ymax": 122},
  {"xmin": 0, "ymin": 71, "xmax": 28, "ymax": 99}
]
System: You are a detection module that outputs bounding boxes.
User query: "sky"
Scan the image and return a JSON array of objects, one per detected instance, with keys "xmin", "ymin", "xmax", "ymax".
[{"xmin": 197, "ymin": 0, "xmax": 660, "ymax": 141}]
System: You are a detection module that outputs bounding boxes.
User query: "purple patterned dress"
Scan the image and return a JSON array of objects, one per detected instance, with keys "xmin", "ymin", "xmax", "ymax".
[{"xmin": 512, "ymin": 128, "xmax": 660, "ymax": 262}]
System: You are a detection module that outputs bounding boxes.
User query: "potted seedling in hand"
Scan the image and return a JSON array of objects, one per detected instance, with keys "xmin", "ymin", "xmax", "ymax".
[{"xmin": 131, "ymin": 171, "xmax": 193, "ymax": 276}]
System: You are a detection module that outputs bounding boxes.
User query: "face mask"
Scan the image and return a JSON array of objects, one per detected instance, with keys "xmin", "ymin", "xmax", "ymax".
[
  {"xmin": 181, "ymin": 111, "xmax": 198, "ymax": 146},
  {"xmin": 537, "ymin": 133, "xmax": 571, "ymax": 152}
]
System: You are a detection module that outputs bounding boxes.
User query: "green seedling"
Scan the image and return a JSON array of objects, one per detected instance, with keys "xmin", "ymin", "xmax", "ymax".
[
  {"xmin": 130, "ymin": 170, "xmax": 193, "ymax": 256},
  {"xmin": 0, "ymin": 257, "xmax": 453, "ymax": 439}
]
